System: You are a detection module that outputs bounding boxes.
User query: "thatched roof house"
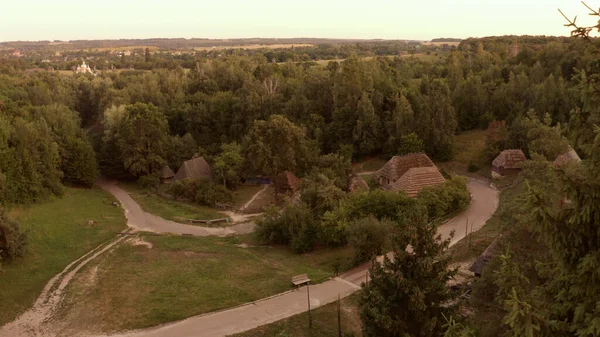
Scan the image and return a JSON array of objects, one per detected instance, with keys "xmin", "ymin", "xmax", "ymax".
[
  {"xmin": 160, "ymin": 166, "xmax": 175, "ymax": 184},
  {"xmin": 348, "ymin": 174, "xmax": 369, "ymax": 193},
  {"xmin": 469, "ymin": 237, "xmax": 502, "ymax": 277},
  {"xmin": 174, "ymin": 157, "xmax": 212, "ymax": 182},
  {"xmin": 553, "ymin": 148, "xmax": 581, "ymax": 167},
  {"xmin": 275, "ymin": 171, "xmax": 301, "ymax": 194},
  {"xmin": 374, "ymin": 153, "xmax": 435, "ymax": 185},
  {"xmin": 373, "ymin": 153, "xmax": 444, "ymax": 197},
  {"xmin": 492, "ymin": 149, "xmax": 527, "ymax": 177},
  {"xmin": 384, "ymin": 166, "xmax": 445, "ymax": 197}
]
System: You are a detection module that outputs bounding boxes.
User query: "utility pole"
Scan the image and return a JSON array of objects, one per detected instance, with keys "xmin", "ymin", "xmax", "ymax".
[
  {"xmin": 337, "ymin": 294, "xmax": 342, "ymax": 337},
  {"xmin": 307, "ymin": 284, "xmax": 312, "ymax": 329}
]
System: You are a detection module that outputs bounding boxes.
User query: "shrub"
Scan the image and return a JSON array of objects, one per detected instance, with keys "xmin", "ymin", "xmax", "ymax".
[
  {"xmin": 0, "ymin": 210, "xmax": 27, "ymax": 262},
  {"xmin": 255, "ymin": 204, "xmax": 318, "ymax": 253},
  {"xmin": 467, "ymin": 162, "xmax": 480, "ymax": 172},
  {"xmin": 166, "ymin": 178, "xmax": 232, "ymax": 207},
  {"xmin": 417, "ymin": 176, "xmax": 470, "ymax": 220},
  {"xmin": 194, "ymin": 182, "xmax": 233, "ymax": 207},
  {"xmin": 348, "ymin": 216, "xmax": 393, "ymax": 265}
]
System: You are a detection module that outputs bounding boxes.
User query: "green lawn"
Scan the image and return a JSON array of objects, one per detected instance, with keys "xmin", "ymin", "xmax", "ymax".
[
  {"xmin": 119, "ymin": 183, "xmax": 224, "ymax": 223},
  {"xmin": 230, "ymin": 293, "xmax": 363, "ymax": 337},
  {"xmin": 438, "ymin": 130, "xmax": 488, "ymax": 176},
  {"xmin": 353, "ymin": 157, "xmax": 388, "ymax": 173},
  {"xmin": 0, "ymin": 188, "xmax": 127, "ymax": 326},
  {"xmin": 232, "ymin": 184, "xmax": 265, "ymax": 209},
  {"xmin": 58, "ymin": 235, "xmax": 355, "ymax": 332}
]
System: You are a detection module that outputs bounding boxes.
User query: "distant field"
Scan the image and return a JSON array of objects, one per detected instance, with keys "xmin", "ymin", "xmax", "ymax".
[
  {"xmin": 84, "ymin": 46, "xmax": 161, "ymax": 52},
  {"xmin": 422, "ymin": 41, "xmax": 461, "ymax": 46},
  {"xmin": 194, "ymin": 43, "xmax": 313, "ymax": 51}
]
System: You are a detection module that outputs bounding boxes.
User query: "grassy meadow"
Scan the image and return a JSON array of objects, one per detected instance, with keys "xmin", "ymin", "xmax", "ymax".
[
  {"xmin": 0, "ymin": 188, "xmax": 127, "ymax": 326},
  {"xmin": 58, "ymin": 234, "xmax": 354, "ymax": 332}
]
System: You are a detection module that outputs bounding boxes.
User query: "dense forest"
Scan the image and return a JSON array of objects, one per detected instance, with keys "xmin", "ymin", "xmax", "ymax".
[{"xmin": 1, "ymin": 24, "xmax": 600, "ymax": 335}]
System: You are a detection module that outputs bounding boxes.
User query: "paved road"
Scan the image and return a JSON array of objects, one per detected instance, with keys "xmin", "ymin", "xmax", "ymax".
[
  {"xmin": 98, "ymin": 181, "xmax": 255, "ymax": 236},
  {"xmin": 98, "ymin": 179, "xmax": 498, "ymax": 337}
]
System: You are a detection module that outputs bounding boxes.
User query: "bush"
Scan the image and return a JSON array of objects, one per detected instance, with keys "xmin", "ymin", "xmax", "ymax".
[
  {"xmin": 417, "ymin": 176, "xmax": 470, "ymax": 220},
  {"xmin": 255, "ymin": 204, "xmax": 318, "ymax": 253},
  {"xmin": 166, "ymin": 178, "xmax": 232, "ymax": 207},
  {"xmin": 348, "ymin": 216, "xmax": 393, "ymax": 265},
  {"xmin": 467, "ymin": 162, "xmax": 480, "ymax": 172},
  {"xmin": 0, "ymin": 210, "xmax": 27, "ymax": 262}
]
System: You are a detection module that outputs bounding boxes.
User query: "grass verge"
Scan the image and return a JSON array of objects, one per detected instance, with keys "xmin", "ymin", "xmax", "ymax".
[
  {"xmin": 119, "ymin": 183, "xmax": 224, "ymax": 223},
  {"xmin": 230, "ymin": 293, "xmax": 363, "ymax": 337},
  {"xmin": 0, "ymin": 188, "xmax": 127, "ymax": 326},
  {"xmin": 58, "ymin": 234, "xmax": 355, "ymax": 332}
]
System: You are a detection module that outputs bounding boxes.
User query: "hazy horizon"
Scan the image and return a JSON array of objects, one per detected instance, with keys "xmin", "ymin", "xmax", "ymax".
[{"xmin": 1, "ymin": 0, "xmax": 596, "ymax": 42}]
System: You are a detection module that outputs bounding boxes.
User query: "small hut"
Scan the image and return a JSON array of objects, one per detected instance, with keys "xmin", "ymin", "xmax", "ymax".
[
  {"xmin": 348, "ymin": 174, "xmax": 370, "ymax": 193},
  {"xmin": 553, "ymin": 148, "xmax": 581, "ymax": 167},
  {"xmin": 491, "ymin": 149, "xmax": 527, "ymax": 177},
  {"xmin": 275, "ymin": 171, "xmax": 301, "ymax": 195},
  {"xmin": 374, "ymin": 153, "xmax": 436, "ymax": 187},
  {"xmin": 469, "ymin": 237, "xmax": 502, "ymax": 277},
  {"xmin": 174, "ymin": 157, "xmax": 212, "ymax": 182},
  {"xmin": 160, "ymin": 166, "xmax": 175, "ymax": 184}
]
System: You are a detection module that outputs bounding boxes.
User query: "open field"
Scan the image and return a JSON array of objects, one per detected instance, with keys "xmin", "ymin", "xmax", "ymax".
[
  {"xmin": 56, "ymin": 234, "xmax": 354, "ymax": 333},
  {"xmin": 312, "ymin": 53, "xmax": 445, "ymax": 66},
  {"xmin": 352, "ymin": 157, "xmax": 387, "ymax": 173},
  {"xmin": 195, "ymin": 43, "xmax": 313, "ymax": 51},
  {"xmin": 230, "ymin": 293, "xmax": 362, "ymax": 337},
  {"xmin": 118, "ymin": 183, "xmax": 224, "ymax": 223},
  {"xmin": 437, "ymin": 129, "xmax": 488, "ymax": 176},
  {"xmin": 0, "ymin": 188, "xmax": 127, "ymax": 326},
  {"xmin": 231, "ymin": 184, "xmax": 265, "ymax": 209},
  {"xmin": 422, "ymin": 41, "xmax": 461, "ymax": 46}
]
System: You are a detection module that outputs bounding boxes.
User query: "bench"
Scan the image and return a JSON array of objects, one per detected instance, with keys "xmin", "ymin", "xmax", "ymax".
[{"xmin": 292, "ymin": 274, "xmax": 311, "ymax": 287}]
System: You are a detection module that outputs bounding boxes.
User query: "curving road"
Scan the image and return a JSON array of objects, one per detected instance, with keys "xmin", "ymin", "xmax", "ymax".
[
  {"xmin": 97, "ymin": 180, "xmax": 256, "ymax": 236},
  {"xmin": 99, "ymin": 178, "xmax": 499, "ymax": 337}
]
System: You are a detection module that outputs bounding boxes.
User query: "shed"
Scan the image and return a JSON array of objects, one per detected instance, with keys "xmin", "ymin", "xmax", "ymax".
[
  {"xmin": 386, "ymin": 166, "xmax": 446, "ymax": 197},
  {"xmin": 469, "ymin": 237, "xmax": 502, "ymax": 277},
  {"xmin": 275, "ymin": 171, "xmax": 300, "ymax": 195},
  {"xmin": 174, "ymin": 157, "xmax": 212, "ymax": 182},
  {"xmin": 492, "ymin": 149, "xmax": 527, "ymax": 177},
  {"xmin": 160, "ymin": 166, "xmax": 175, "ymax": 184}
]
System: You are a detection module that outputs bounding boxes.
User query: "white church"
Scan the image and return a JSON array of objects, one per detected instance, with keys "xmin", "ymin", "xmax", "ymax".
[{"xmin": 75, "ymin": 61, "xmax": 96, "ymax": 75}]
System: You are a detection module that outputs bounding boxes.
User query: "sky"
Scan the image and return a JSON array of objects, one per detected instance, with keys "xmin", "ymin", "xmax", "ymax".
[{"xmin": 0, "ymin": 0, "xmax": 597, "ymax": 42}]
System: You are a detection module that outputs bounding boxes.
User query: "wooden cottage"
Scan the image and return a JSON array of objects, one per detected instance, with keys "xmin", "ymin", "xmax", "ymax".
[
  {"xmin": 174, "ymin": 157, "xmax": 212, "ymax": 182},
  {"xmin": 275, "ymin": 171, "xmax": 301, "ymax": 195},
  {"xmin": 491, "ymin": 149, "xmax": 527, "ymax": 177},
  {"xmin": 469, "ymin": 237, "xmax": 502, "ymax": 277},
  {"xmin": 160, "ymin": 166, "xmax": 175, "ymax": 184},
  {"xmin": 373, "ymin": 153, "xmax": 445, "ymax": 197}
]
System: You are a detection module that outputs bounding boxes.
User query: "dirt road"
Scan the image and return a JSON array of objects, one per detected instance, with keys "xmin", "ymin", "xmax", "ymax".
[{"xmin": 97, "ymin": 181, "xmax": 255, "ymax": 236}]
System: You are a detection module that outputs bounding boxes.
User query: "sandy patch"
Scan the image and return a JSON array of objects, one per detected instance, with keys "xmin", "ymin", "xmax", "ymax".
[{"xmin": 128, "ymin": 237, "xmax": 153, "ymax": 249}]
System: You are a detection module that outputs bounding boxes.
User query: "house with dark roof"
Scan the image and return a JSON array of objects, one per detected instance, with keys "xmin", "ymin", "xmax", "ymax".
[
  {"xmin": 174, "ymin": 157, "xmax": 212, "ymax": 182},
  {"xmin": 160, "ymin": 166, "xmax": 175, "ymax": 184},
  {"xmin": 469, "ymin": 237, "xmax": 502, "ymax": 277},
  {"xmin": 491, "ymin": 149, "xmax": 527, "ymax": 177},
  {"xmin": 275, "ymin": 171, "xmax": 301, "ymax": 195},
  {"xmin": 373, "ymin": 153, "xmax": 445, "ymax": 197},
  {"xmin": 348, "ymin": 174, "xmax": 369, "ymax": 193}
]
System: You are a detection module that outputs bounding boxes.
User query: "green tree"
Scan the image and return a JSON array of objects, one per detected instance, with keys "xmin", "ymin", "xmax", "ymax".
[
  {"xmin": 116, "ymin": 103, "xmax": 169, "ymax": 176},
  {"xmin": 300, "ymin": 173, "xmax": 346, "ymax": 217},
  {"xmin": 244, "ymin": 115, "xmax": 308, "ymax": 198},
  {"xmin": 213, "ymin": 142, "xmax": 243, "ymax": 188},
  {"xmin": 360, "ymin": 203, "xmax": 456, "ymax": 337},
  {"xmin": 61, "ymin": 137, "xmax": 98, "ymax": 187},
  {"xmin": 348, "ymin": 215, "xmax": 393, "ymax": 265},
  {"xmin": 398, "ymin": 132, "xmax": 425, "ymax": 155},
  {"xmin": 0, "ymin": 209, "xmax": 27, "ymax": 262}
]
